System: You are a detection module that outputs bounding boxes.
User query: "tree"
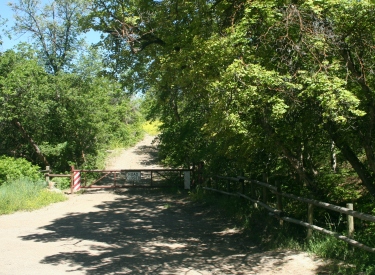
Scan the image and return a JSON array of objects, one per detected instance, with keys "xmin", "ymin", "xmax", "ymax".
[
  {"xmin": 0, "ymin": 48, "xmax": 143, "ymax": 171},
  {"xmin": 0, "ymin": 50, "xmax": 51, "ymax": 165},
  {"xmin": 8, "ymin": 0, "xmax": 90, "ymax": 74},
  {"xmin": 0, "ymin": 15, "xmax": 7, "ymax": 47},
  {"xmin": 85, "ymin": 0, "xmax": 375, "ymax": 198}
]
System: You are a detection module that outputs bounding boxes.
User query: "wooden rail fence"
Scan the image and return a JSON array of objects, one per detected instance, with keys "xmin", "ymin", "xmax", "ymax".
[{"xmin": 204, "ymin": 175, "xmax": 375, "ymax": 253}]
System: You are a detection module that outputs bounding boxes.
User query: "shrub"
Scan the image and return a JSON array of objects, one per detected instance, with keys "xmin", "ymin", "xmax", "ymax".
[
  {"xmin": 0, "ymin": 156, "xmax": 42, "ymax": 185},
  {"xmin": 53, "ymin": 177, "xmax": 71, "ymax": 190}
]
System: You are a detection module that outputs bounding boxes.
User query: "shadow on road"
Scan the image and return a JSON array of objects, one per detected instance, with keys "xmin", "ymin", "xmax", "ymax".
[
  {"xmin": 20, "ymin": 189, "xmax": 328, "ymax": 274},
  {"xmin": 133, "ymin": 144, "xmax": 162, "ymax": 167}
]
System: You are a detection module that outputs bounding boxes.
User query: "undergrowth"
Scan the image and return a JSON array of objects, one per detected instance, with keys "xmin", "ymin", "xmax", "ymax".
[
  {"xmin": 0, "ymin": 178, "xmax": 67, "ymax": 215},
  {"xmin": 52, "ymin": 177, "xmax": 71, "ymax": 190},
  {"xmin": 189, "ymin": 185, "xmax": 375, "ymax": 275}
]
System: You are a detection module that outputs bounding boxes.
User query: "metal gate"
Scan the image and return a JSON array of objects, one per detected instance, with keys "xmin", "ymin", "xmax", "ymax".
[{"xmin": 70, "ymin": 167, "xmax": 192, "ymax": 193}]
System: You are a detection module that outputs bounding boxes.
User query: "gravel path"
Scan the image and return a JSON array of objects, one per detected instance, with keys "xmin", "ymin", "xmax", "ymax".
[
  {"xmin": 0, "ymin": 135, "xmax": 329, "ymax": 274},
  {"xmin": 105, "ymin": 135, "xmax": 163, "ymax": 170}
]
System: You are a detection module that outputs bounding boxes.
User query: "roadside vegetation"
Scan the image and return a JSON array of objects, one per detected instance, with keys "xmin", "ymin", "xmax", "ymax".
[
  {"xmin": 1, "ymin": 0, "xmax": 375, "ymax": 273},
  {"xmin": 0, "ymin": 179, "xmax": 67, "ymax": 215},
  {"xmin": 0, "ymin": 157, "xmax": 67, "ymax": 215}
]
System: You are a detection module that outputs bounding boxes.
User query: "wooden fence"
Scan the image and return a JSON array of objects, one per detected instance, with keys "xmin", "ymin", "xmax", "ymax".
[
  {"xmin": 43, "ymin": 166, "xmax": 71, "ymax": 186},
  {"xmin": 204, "ymin": 175, "xmax": 375, "ymax": 253}
]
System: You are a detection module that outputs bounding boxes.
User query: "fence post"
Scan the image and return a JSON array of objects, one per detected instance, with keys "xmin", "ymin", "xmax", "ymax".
[
  {"xmin": 307, "ymin": 203, "xmax": 314, "ymax": 239},
  {"xmin": 150, "ymin": 171, "xmax": 153, "ymax": 187},
  {"xmin": 198, "ymin": 161, "xmax": 204, "ymax": 186},
  {"xmin": 240, "ymin": 178, "xmax": 245, "ymax": 194},
  {"xmin": 276, "ymin": 181, "xmax": 283, "ymax": 226},
  {"xmin": 250, "ymin": 179, "xmax": 257, "ymax": 208},
  {"xmin": 114, "ymin": 172, "xmax": 117, "ymax": 188},
  {"xmin": 262, "ymin": 173, "xmax": 268, "ymax": 203},
  {"xmin": 347, "ymin": 203, "xmax": 354, "ymax": 237},
  {"xmin": 45, "ymin": 166, "xmax": 50, "ymax": 183},
  {"xmin": 70, "ymin": 165, "xmax": 74, "ymax": 194},
  {"xmin": 180, "ymin": 170, "xmax": 182, "ymax": 187}
]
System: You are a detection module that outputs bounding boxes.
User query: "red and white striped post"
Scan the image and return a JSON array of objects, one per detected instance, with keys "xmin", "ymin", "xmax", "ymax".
[
  {"xmin": 71, "ymin": 166, "xmax": 81, "ymax": 194},
  {"xmin": 73, "ymin": 171, "xmax": 81, "ymax": 192}
]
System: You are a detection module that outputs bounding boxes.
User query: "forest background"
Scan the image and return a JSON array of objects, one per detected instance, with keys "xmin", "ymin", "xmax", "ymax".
[{"xmin": 1, "ymin": 0, "xmax": 375, "ymax": 273}]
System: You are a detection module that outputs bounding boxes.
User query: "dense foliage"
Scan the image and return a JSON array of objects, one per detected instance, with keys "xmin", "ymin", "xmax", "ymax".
[
  {"xmin": 83, "ymin": 0, "xmax": 375, "ymax": 200},
  {"xmin": 0, "ymin": 49, "xmax": 143, "ymax": 172},
  {"xmin": 0, "ymin": 156, "xmax": 41, "ymax": 185},
  {"xmin": 0, "ymin": 0, "xmax": 144, "ymax": 172}
]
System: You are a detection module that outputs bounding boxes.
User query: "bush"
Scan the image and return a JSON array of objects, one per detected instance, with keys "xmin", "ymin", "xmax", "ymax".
[
  {"xmin": 0, "ymin": 156, "xmax": 41, "ymax": 185},
  {"xmin": 53, "ymin": 177, "xmax": 71, "ymax": 190}
]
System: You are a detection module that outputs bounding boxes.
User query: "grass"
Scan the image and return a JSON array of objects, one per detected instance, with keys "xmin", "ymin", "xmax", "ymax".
[
  {"xmin": 304, "ymin": 233, "xmax": 375, "ymax": 274},
  {"xmin": 0, "ymin": 178, "xmax": 67, "ymax": 215}
]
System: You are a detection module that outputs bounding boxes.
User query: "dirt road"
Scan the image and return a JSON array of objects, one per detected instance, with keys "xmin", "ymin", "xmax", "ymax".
[{"xmin": 0, "ymin": 136, "xmax": 328, "ymax": 274}]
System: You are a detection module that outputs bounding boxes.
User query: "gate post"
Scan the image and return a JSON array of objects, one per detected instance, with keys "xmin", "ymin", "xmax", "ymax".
[
  {"xmin": 71, "ymin": 165, "xmax": 81, "ymax": 194},
  {"xmin": 70, "ymin": 165, "xmax": 74, "ymax": 194},
  {"xmin": 184, "ymin": 171, "xmax": 191, "ymax": 190}
]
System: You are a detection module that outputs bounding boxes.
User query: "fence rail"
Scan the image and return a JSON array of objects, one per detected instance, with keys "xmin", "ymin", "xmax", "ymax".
[{"xmin": 204, "ymin": 175, "xmax": 375, "ymax": 253}]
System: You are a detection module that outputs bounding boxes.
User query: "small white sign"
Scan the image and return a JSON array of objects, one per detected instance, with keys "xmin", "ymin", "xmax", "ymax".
[{"xmin": 126, "ymin": 172, "xmax": 141, "ymax": 182}]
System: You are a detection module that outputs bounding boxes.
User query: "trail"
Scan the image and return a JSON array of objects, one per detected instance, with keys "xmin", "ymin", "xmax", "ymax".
[
  {"xmin": 105, "ymin": 135, "xmax": 163, "ymax": 170},
  {"xmin": 0, "ymin": 135, "xmax": 329, "ymax": 274}
]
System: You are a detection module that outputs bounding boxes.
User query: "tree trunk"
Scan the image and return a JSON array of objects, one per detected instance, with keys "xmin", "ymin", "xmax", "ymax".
[
  {"xmin": 261, "ymin": 120, "xmax": 317, "ymax": 191},
  {"xmin": 12, "ymin": 119, "xmax": 49, "ymax": 166},
  {"xmin": 325, "ymin": 122, "xmax": 375, "ymax": 197}
]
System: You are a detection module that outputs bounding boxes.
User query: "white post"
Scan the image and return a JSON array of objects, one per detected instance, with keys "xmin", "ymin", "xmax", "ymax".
[
  {"xmin": 184, "ymin": 171, "xmax": 191, "ymax": 189},
  {"xmin": 347, "ymin": 203, "xmax": 354, "ymax": 237}
]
